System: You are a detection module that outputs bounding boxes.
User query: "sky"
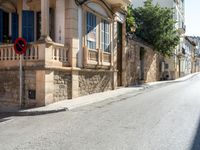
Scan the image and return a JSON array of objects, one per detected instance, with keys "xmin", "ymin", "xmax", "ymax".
[{"xmin": 185, "ymin": 0, "xmax": 200, "ymax": 36}]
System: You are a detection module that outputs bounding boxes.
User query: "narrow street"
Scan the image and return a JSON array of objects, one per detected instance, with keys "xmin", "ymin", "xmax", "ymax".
[{"xmin": 1, "ymin": 74, "xmax": 200, "ymax": 150}]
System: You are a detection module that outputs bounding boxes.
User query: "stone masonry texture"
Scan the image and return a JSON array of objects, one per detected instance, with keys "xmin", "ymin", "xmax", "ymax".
[
  {"xmin": 0, "ymin": 70, "xmax": 19, "ymax": 110},
  {"xmin": 125, "ymin": 38, "xmax": 162, "ymax": 86},
  {"xmin": 0, "ymin": 70, "xmax": 37, "ymax": 109},
  {"xmin": 79, "ymin": 71, "xmax": 112, "ymax": 96},
  {"xmin": 54, "ymin": 71, "xmax": 72, "ymax": 101}
]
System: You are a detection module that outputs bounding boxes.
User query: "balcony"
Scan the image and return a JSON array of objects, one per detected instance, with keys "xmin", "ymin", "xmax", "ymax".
[
  {"xmin": 178, "ymin": 24, "xmax": 186, "ymax": 34},
  {"xmin": 106, "ymin": 0, "xmax": 131, "ymax": 8},
  {"xmin": 182, "ymin": 47, "xmax": 186, "ymax": 55},
  {"xmin": 0, "ymin": 42, "xmax": 69, "ymax": 69},
  {"xmin": 83, "ymin": 47, "xmax": 113, "ymax": 68}
]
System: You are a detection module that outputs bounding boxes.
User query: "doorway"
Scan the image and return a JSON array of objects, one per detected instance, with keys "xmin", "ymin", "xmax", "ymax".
[
  {"xmin": 140, "ymin": 47, "xmax": 145, "ymax": 80},
  {"xmin": 117, "ymin": 22, "xmax": 123, "ymax": 86}
]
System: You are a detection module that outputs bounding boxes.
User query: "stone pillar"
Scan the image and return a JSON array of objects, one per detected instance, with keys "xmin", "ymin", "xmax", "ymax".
[
  {"xmin": 65, "ymin": 0, "xmax": 78, "ymax": 67},
  {"xmin": 122, "ymin": 22, "xmax": 127, "ymax": 86},
  {"xmin": 36, "ymin": 70, "xmax": 45, "ymax": 106},
  {"xmin": 113, "ymin": 20, "xmax": 118, "ymax": 70},
  {"xmin": 44, "ymin": 70, "xmax": 54, "ymax": 105},
  {"xmin": 71, "ymin": 70, "xmax": 79, "ymax": 98},
  {"xmin": 36, "ymin": 70, "xmax": 54, "ymax": 106},
  {"xmin": 65, "ymin": 0, "xmax": 79, "ymax": 98},
  {"xmin": 40, "ymin": 0, "xmax": 52, "ymax": 42},
  {"xmin": 112, "ymin": 20, "xmax": 117, "ymax": 89},
  {"xmin": 17, "ymin": 0, "xmax": 23, "ymax": 37}
]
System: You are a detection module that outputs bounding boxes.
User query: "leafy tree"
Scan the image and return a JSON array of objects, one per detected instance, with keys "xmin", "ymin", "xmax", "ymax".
[
  {"xmin": 127, "ymin": 0, "xmax": 180, "ymax": 56},
  {"xmin": 126, "ymin": 5, "xmax": 136, "ymax": 33}
]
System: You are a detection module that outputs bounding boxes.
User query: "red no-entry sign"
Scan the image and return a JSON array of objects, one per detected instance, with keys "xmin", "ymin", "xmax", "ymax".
[{"xmin": 14, "ymin": 38, "xmax": 27, "ymax": 55}]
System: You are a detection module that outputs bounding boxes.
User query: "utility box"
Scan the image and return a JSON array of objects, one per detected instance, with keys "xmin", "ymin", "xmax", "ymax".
[{"xmin": 28, "ymin": 90, "xmax": 36, "ymax": 100}]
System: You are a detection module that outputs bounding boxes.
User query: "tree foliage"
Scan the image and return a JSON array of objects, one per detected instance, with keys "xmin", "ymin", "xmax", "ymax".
[
  {"xmin": 126, "ymin": 5, "xmax": 136, "ymax": 33},
  {"xmin": 127, "ymin": 0, "xmax": 180, "ymax": 56}
]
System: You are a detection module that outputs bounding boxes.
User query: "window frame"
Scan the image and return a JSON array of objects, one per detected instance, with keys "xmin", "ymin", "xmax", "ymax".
[
  {"xmin": 86, "ymin": 11, "xmax": 97, "ymax": 50},
  {"xmin": 100, "ymin": 19, "xmax": 110, "ymax": 52},
  {"xmin": 83, "ymin": 5, "xmax": 112, "ymax": 53}
]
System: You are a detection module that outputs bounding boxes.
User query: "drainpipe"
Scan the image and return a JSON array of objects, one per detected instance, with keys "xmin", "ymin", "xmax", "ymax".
[{"xmin": 179, "ymin": 59, "xmax": 181, "ymax": 77}]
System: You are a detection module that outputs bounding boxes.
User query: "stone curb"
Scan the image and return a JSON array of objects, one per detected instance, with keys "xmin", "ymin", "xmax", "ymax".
[
  {"xmin": 144, "ymin": 73, "xmax": 200, "ymax": 88},
  {"xmin": 0, "ymin": 107, "xmax": 68, "ymax": 116}
]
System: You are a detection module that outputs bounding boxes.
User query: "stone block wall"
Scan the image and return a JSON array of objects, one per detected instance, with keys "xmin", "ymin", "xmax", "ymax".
[
  {"xmin": 164, "ymin": 57, "xmax": 176, "ymax": 79},
  {"xmin": 0, "ymin": 69, "xmax": 38, "ymax": 110},
  {"xmin": 23, "ymin": 70, "xmax": 37, "ymax": 108},
  {"xmin": 0, "ymin": 67, "xmax": 114, "ymax": 110},
  {"xmin": 79, "ymin": 70, "xmax": 112, "ymax": 96},
  {"xmin": 0, "ymin": 68, "xmax": 73, "ymax": 110},
  {"xmin": 125, "ymin": 43, "xmax": 140, "ymax": 86},
  {"xmin": 144, "ymin": 49, "xmax": 161, "ymax": 82},
  {"xmin": 54, "ymin": 71, "xmax": 72, "ymax": 101},
  {"xmin": 124, "ymin": 38, "xmax": 162, "ymax": 86},
  {"xmin": 0, "ymin": 70, "xmax": 19, "ymax": 110}
]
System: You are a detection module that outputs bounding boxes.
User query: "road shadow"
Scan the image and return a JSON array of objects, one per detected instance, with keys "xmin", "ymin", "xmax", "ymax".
[
  {"xmin": 0, "ymin": 114, "xmax": 11, "ymax": 123},
  {"xmin": 190, "ymin": 119, "xmax": 200, "ymax": 150}
]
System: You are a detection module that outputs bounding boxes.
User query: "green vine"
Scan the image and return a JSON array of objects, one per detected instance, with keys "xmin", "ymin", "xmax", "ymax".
[{"xmin": 126, "ymin": 5, "xmax": 136, "ymax": 33}]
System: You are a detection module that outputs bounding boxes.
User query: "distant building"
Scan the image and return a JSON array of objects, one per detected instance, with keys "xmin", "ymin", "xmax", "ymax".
[
  {"xmin": 182, "ymin": 36, "xmax": 196, "ymax": 75},
  {"xmin": 188, "ymin": 36, "xmax": 200, "ymax": 57},
  {"xmin": 188, "ymin": 36, "xmax": 200, "ymax": 72}
]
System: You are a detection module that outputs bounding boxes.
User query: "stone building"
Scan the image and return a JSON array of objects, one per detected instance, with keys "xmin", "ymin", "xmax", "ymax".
[
  {"xmin": 181, "ymin": 36, "xmax": 196, "ymax": 76},
  {"xmin": 188, "ymin": 36, "xmax": 200, "ymax": 73},
  {"xmin": 0, "ymin": 0, "xmax": 131, "ymax": 110}
]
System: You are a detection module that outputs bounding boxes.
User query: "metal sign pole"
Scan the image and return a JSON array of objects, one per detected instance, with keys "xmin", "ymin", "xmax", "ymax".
[
  {"xmin": 14, "ymin": 38, "xmax": 27, "ymax": 109},
  {"xmin": 19, "ymin": 55, "xmax": 23, "ymax": 108}
]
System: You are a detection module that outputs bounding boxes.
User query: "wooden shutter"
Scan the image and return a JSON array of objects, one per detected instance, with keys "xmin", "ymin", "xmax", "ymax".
[
  {"xmin": 22, "ymin": 11, "xmax": 34, "ymax": 42},
  {"xmin": 12, "ymin": 13, "xmax": 18, "ymax": 42},
  {"xmin": 0, "ymin": 9, "xmax": 3, "ymax": 43}
]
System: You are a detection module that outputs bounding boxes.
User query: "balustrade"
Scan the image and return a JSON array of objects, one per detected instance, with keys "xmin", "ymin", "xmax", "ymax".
[
  {"xmin": 83, "ymin": 47, "xmax": 112, "ymax": 67},
  {"xmin": 0, "ymin": 42, "xmax": 69, "ymax": 68}
]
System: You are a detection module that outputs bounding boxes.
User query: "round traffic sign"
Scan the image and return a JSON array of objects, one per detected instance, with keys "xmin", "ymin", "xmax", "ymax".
[{"xmin": 14, "ymin": 38, "xmax": 27, "ymax": 55}]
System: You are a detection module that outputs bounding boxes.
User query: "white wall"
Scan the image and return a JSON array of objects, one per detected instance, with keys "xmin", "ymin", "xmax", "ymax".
[
  {"xmin": 132, "ymin": 0, "xmax": 184, "ymax": 26},
  {"xmin": 132, "ymin": 0, "xmax": 173, "ymax": 8},
  {"xmin": 55, "ymin": 0, "xmax": 65, "ymax": 44}
]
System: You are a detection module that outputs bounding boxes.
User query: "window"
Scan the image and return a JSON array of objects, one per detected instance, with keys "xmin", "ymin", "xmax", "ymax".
[
  {"xmin": 0, "ymin": 10, "xmax": 10, "ymax": 43},
  {"xmin": 86, "ymin": 11, "xmax": 111, "ymax": 52},
  {"xmin": 36, "ymin": 12, "xmax": 41, "ymax": 40},
  {"xmin": 2, "ymin": 11, "xmax": 9, "ymax": 42},
  {"xmin": 101, "ymin": 19, "xmax": 110, "ymax": 52},
  {"xmin": 0, "ymin": 10, "xmax": 4, "ymax": 43},
  {"xmin": 165, "ymin": 64, "xmax": 169, "ymax": 69},
  {"xmin": 86, "ymin": 12, "xmax": 96, "ymax": 49},
  {"xmin": 36, "ymin": 9, "xmax": 54, "ymax": 41},
  {"xmin": 85, "ymin": 1, "xmax": 112, "ymax": 53}
]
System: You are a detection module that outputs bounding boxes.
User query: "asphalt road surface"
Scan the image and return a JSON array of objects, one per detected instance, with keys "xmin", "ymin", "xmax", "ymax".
[{"xmin": 1, "ymin": 74, "xmax": 200, "ymax": 150}]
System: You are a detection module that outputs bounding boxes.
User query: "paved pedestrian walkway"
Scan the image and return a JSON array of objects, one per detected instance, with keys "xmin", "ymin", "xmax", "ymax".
[{"xmin": 1, "ymin": 73, "xmax": 199, "ymax": 115}]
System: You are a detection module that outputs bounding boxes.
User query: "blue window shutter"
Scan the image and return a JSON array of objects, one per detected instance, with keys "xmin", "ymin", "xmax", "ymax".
[
  {"xmin": 12, "ymin": 13, "xmax": 18, "ymax": 42},
  {"xmin": 0, "ymin": 9, "xmax": 3, "ymax": 43},
  {"xmin": 22, "ymin": 11, "xmax": 34, "ymax": 42}
]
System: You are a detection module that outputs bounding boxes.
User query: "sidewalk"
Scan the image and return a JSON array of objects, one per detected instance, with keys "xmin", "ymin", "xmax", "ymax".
[{"xmin": 1, "ymin": 72, "xmax": 199, "ymax": 116}]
